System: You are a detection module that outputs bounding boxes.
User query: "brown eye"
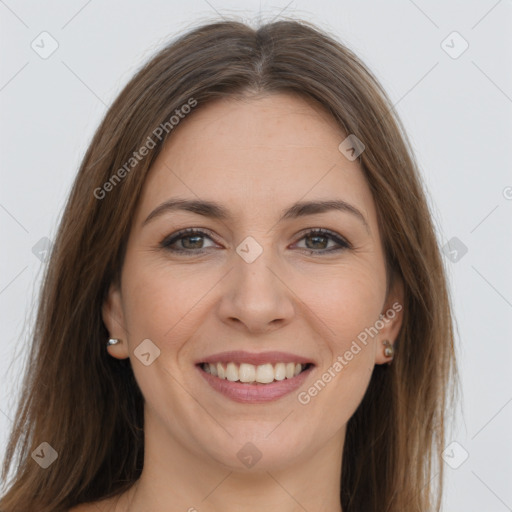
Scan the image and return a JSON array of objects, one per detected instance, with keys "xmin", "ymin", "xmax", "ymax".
[
  {"xmin": 160, "ymin": 229, "xmax": 218, "ymax": 253},
  {"xmin": 160, "ymin": 227, "xmax": 351, "ymax": 256},
  {"xmin": 294, "ymin": 229, "xmax": 351, "ymax": 254},
  {"xmin": 178, "ymin": 234, "xmax": 206, "ymax": 249}
]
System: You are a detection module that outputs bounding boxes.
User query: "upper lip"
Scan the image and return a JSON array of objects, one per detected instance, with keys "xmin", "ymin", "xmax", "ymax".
[{"xmin": 196, "ymin": 350, "xmax": 315, "ymax": 367}]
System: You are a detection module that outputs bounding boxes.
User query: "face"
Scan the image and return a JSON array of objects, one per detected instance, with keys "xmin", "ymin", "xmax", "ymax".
[{"xmin": 103, "ymin": 92, "xmax": 403, "ymax": 472}]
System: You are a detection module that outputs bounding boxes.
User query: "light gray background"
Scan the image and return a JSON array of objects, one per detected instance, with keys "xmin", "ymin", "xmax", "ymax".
[{"xmin": 1, "ymin": 1, "xmax": 511, "ymax": 510}]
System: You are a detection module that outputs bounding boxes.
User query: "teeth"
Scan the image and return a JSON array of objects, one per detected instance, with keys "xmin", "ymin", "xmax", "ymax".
[
  {"xmin": 239, "ymin": 363, "xmax": 255, "ymax": 383},
  {"xmin": 226, "ymin": 362, "xmax": 238, "ymax": 382},
  {"xmin": 203, "ymin": 361, "xmax": 308, "ymax": 384},
  {"xmin": 256, "ymin": 363, "xmax": 274, "ymax": 384},
  {"xmin": 274, "ymin": 362, "xmax": 286, "ymax": 381}
]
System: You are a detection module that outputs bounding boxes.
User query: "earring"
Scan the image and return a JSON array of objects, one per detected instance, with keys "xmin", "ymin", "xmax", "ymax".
[
  {"xmin": 383, "ymin": 339, "xmax": 394, "ymax": 359},
  {"xmin": 107, "ymin": 338, "xmax": 120, "ymax": 346}
]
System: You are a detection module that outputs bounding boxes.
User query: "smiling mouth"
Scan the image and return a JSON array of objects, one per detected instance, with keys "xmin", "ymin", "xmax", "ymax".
[{"xmin": 198, "ymin": 361, "xmax": 313, "ymax": 385}]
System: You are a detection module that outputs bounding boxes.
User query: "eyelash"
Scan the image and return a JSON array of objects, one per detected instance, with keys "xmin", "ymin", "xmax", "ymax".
[{"xmin": 159, "ymin": 227, "xmax": 351, "ymax": 255}]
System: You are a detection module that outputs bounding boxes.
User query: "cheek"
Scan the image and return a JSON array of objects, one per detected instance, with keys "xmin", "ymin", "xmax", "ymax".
[
  {"xmin": 297, "ymin": 265, "xmax": 382, "ymax": 399},
  {"xmin": 120, "ymin": 258, "xmax": 219, "ymax": 348},
  {"xmin": 300, "ymin": 263, "xmax": 385, "ymax": 344},
  {"xmin": 295, "ymin": 267, "xmax": 384, "ymax": 425},
  {"xmin": 122, "ymin": 251, "xmax": 386, "ymax": 346}
]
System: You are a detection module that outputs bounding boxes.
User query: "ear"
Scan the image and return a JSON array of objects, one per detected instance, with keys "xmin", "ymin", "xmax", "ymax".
[
  {"xmin": 374, "ymin": 274, "xmax": 404, "ymax": 365},
  {"xmin": 102, "ymin": 281, "xmax": 130, "ymax": 359}
]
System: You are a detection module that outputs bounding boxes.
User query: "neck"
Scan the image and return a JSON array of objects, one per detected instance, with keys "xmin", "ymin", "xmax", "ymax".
[{"xmin": 120, "ymin": 412, "xmax": 345, "ymax": 512}]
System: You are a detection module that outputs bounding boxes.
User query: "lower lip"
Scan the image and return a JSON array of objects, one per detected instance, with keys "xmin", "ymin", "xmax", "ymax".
[{"xmin": 197, "ymin": 364, "xmax": 314, "ymax": 403}]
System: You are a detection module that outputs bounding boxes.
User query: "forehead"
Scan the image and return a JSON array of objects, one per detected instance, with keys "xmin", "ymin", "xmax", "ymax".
[{"xmin": 136, "ymin": 93, "xmax": 376, "ymax": 226}]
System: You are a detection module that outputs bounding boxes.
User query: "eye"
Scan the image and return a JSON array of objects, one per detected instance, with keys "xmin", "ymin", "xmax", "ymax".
[
  {"xmin": 293, "ymin": 228, "xmax": 351, "ymax": 254},
  {"xmin": 160, "ymin": 228, "xmax": 218, "ymax": 253},
  {"xmin": 160, "ymin": 227, "xmax": 351, "ymax": 255}
]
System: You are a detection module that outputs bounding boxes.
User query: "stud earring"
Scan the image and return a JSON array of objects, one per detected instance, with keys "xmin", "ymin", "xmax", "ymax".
[
  {"xmin": 383, "ymin": 339, "xmax": 394, "ymax": 359},
  {"xmin": 107, "ymin": 338, "xmax": 120, "ymax": 346}
]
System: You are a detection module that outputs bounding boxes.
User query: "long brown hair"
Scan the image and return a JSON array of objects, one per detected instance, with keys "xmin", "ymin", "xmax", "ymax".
[{"xmin": 0, "ymin": 18, "xmax": 457, "ymax": 512}]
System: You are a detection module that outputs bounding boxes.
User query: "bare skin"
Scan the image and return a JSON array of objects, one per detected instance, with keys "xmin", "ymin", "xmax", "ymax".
[{"xmin": 73, "ymin": 92, "xmax": 403, "ymax": 512}]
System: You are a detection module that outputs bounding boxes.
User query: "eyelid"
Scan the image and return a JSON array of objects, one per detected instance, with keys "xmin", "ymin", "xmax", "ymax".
[
  {"xmin": 292, "ymin": 227, "xmax": 352, "ymax": 250},
  {"xmin": 159, "ymin": 227, "xmax": 221, "ymax": 249},
  {"xmin": 160, "ymin": 227, "xmax": 352, "ymax": 253}
]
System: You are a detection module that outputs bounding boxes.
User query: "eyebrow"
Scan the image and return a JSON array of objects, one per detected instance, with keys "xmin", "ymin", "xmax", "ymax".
[{"xmin": 142, "ymin": 197, "xmax": 369, "ymax": 232}]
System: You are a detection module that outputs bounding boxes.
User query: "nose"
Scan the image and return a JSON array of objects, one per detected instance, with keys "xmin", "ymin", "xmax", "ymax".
[{"xmin": 216, "ymin": 246, "xmax": 296, "ymax": 334}]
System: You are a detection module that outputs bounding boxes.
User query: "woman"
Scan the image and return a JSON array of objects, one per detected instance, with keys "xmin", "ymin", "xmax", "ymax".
[{"xmin": 0, "ymin": 18, "xmax": 457, "ymax": 512}]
